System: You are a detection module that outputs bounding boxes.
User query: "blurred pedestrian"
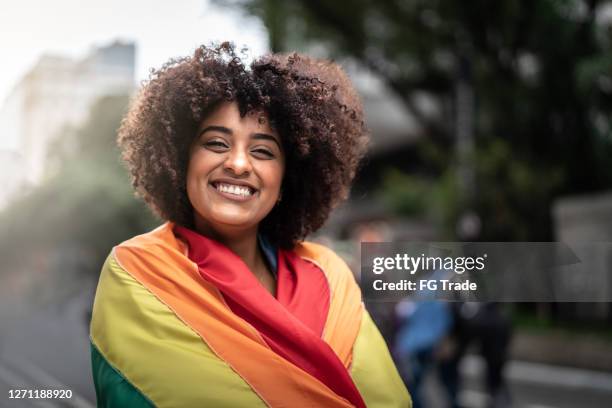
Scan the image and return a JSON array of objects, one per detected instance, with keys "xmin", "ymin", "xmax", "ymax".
[
  {"xmin": 439, "ymin": 302, "xmax": 513, "ymax": 408},
  {"xmin": 395, "ymin": 299, "xmax": 453, "ymax": 408}
]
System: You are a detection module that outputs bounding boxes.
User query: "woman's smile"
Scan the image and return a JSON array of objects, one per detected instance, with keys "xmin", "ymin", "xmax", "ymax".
[
  {"xmin": 187, "ymin": 101, "xmax": 285, "ymax": 234},
  {"xmin": 209, "ymin": 180, "xmax": 258, "ymax": 202}
]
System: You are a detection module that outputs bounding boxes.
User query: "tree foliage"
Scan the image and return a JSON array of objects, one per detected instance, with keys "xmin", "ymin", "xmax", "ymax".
[
  {"xmin": 0, "ymin": 95, "xmax": 157, "ymax": 276},
  {"xmin": 218, "ymin": 0, "xmax": 612, "ymax": 240}
]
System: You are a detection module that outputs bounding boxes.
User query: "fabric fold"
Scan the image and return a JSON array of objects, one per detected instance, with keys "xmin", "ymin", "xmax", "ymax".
[{"xmin": 174, "ymin": 225, "xmax": 365, "ymax": 408}]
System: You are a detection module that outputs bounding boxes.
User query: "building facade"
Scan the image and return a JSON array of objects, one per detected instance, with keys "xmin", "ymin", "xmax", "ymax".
[{"xmin": 0, "ymin": 41, "xmax": 135, "ymax": 190}]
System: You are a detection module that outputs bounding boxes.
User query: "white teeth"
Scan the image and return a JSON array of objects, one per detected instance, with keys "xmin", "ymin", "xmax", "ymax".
[{"xmin": 215, "ymin": 183, "xmax": 253, "ymax": 197}]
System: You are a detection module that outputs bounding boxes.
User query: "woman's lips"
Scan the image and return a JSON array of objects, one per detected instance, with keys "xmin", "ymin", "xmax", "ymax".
[{"xmin": 209, "ymin": 182, "xmax": 257, "ymax": 202}]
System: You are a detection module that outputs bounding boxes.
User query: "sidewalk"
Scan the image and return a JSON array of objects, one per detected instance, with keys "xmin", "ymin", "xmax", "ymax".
[
  {"xmin": 456, "ymin": 355, "xmax": 612, "ymax": 408},
  {"xmin": 511, "ymin": 330, "xmax": 612, "ymax": 372},
  {"xmin": 462, "ymin": 355, "xmax": 612, "ymax": 394}
]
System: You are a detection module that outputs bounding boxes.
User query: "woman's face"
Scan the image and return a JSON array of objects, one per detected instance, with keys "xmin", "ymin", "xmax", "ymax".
[{"xmin": 187, "ymin": 101, "xmax": 285, "ymax": 236}]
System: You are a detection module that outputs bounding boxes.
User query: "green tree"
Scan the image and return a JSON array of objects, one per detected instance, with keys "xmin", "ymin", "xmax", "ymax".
[
  {"xmin": 219, "ymin": 0, "xmax": 612, "ymax": 240},
  {"xmin": 0, "ymin": 94, "xmax": 157, "ymax": 276}
]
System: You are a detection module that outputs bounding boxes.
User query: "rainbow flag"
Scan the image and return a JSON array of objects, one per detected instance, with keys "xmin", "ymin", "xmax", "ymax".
[{"xmin": 90, "ymin": 223, "xmax": 411, "ymax": 407}]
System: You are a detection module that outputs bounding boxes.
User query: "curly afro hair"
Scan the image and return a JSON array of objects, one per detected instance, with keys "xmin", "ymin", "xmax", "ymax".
[{"xmin": 118, "ymin": 42, "xmax": 368, "ymax": 249}]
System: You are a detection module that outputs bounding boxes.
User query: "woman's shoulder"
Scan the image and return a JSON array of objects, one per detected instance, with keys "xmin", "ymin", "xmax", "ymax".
[
  {"xmin": 114, "ymin": 222, "xmax": 179, "ymax": 252},
  {"xmin": 100, "ymin": 222, "xmax": 191, "ymax": 288},
  {"xmin": 293, "ymin": 241, "xmax": 358, "ymax": 287},
  {"xmin": 106, "ymin": 222, "xmax": 186, "ymax": 262},
  {"xmin": 293, "ymin": 240, "xmax": 340, "ymax": 261}
]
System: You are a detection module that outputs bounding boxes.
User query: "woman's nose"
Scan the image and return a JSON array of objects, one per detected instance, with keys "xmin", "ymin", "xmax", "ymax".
[{"xmin": 223, "ymin": 147, "xmax": 252, "ymax": 176}]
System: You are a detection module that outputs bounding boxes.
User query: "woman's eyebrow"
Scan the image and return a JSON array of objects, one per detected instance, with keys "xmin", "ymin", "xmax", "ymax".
[
  {"xmin": 253, "ymin": 133, "xmax": 281, "ymax": 149},
  {"xmin": 199, "ymin": 126, "xmax": 280, "ymax": 148},
  {"xmin": 199, "ymin": 125, "xmax": 232, "ymax": 137}
]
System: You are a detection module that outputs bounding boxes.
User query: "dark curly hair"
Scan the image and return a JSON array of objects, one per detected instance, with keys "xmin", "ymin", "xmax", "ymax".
[{"xmin": 118, "ymin": 43, "xmax": 368, "ymax": 249}]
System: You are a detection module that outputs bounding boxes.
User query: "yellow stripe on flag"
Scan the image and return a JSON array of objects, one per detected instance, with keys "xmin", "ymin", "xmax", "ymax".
[
  {"xmin": 350, "ymin": 311, "xmax": 412, "ymax": 408},
  {"xmin": 90, "ymin": 255, "xmax": 266, "ymax": 408}
]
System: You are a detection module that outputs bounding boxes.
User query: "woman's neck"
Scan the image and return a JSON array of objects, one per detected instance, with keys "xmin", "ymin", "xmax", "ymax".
[
  {"xmin": 192, "ymin": 219, "xmax": 274, "ymax": 294},
  {"xmin": 219, "ymin": 232, "xmax": 260, "ymax": 270},
  {"xmin": 194, "ymin": 220, "xmax": 255, "ymax": 263}
]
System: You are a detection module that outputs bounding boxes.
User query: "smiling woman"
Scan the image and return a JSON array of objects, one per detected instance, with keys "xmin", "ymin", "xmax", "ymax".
[
  {"xmin": 89, "ymin": 42, "xmax": 411, "ymax": 407},
  {"xmin": 188, "ymin": 104, "xmax": 284, "ymax": 240}
]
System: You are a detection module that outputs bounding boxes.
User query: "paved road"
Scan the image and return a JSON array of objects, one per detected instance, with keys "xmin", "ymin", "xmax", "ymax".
[
  {"xmin": 0, "ymin": 281, "xmax": 96, "ymax": 408},
  {"xmin": 424, "ymin": 355, "xmax": 612, "ymax": 408}
]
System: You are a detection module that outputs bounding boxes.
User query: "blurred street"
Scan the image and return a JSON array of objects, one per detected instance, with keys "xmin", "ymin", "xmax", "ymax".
[
  {"xmin": 448, "ymin": 356, "xmax": 612, "ymax": 408},
  {"xmin": 0, "ymin": 283, "xmax": 96, "ymax": 408}
]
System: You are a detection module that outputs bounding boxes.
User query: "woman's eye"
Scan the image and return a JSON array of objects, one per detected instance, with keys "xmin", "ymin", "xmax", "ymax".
[
  {"xmin": 252, "ymin": 148, "xmax": 274, "ymax": 158},
  {"xmin": 205, "ymin": 140, "xmax": 228, "ymax": 149}
]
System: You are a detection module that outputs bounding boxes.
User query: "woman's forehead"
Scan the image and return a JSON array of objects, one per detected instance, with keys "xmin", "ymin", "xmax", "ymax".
[{"xmin": 199, "ymin": 101, "xmax": 276, "ymax": 133}]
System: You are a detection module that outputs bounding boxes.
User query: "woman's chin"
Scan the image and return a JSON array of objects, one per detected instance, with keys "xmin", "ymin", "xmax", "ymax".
[{"xmin": 208, "ymin": 213, "xmax": 259, "ymax": 230}]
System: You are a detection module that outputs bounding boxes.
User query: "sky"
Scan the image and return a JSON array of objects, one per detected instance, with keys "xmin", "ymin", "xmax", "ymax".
[{"xmin": 0, "ymin": 0, "xmax": 268, "ymax": 150}]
